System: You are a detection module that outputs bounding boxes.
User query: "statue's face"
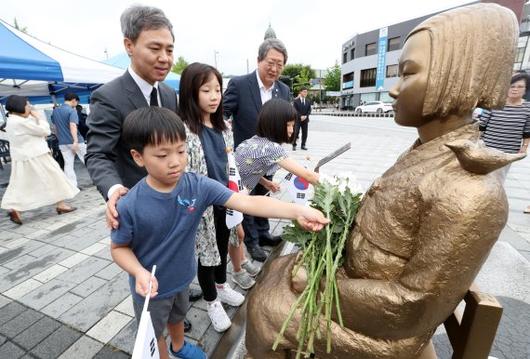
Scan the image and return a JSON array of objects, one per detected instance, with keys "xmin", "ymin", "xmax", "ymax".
[{"xmin": 389, "ymin": 31, "xmax": 430, "ymax": 127}]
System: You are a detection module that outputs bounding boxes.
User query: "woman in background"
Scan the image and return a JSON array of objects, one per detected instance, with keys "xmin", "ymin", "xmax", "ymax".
[{"xmin": 1, "ymin": 95, "xmax": 78, "ymax": 224}]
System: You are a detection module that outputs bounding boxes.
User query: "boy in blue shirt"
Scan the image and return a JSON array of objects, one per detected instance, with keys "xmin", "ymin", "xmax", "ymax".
[{"xmin": 110, "ymin": 107, "xmax": 328, "ymax": 359}]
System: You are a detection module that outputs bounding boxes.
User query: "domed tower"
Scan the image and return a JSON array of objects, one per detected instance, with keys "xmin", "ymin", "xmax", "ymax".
[{"xmin": 264, "ymin": 23, "xmax": 277, "ymax": 40}]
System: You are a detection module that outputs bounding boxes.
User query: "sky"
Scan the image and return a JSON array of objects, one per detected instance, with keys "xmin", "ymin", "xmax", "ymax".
[{"xmin": 2, "ymin": 0, "xmax": 475, "ymax": 76}]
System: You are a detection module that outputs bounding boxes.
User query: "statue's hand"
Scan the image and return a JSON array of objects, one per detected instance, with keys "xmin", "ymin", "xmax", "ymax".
[{"xmin": 291, "ymin": 264, "xmax": 308, "ymax": 293}]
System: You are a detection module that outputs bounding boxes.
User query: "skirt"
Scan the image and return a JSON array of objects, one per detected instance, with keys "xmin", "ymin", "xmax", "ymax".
[{"xmin": 1, "ymin": 152, "xmax": 79, "ymax": 211}]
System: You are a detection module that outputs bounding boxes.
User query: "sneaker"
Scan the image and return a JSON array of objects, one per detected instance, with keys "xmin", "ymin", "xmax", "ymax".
[
  {"xmin": 232, "ymin": 269, "xmax": 256, "ymax": 290},
  {"xmin": 207, "ymin": 300, "xmax": 231, "ymax": 332},
  {"xmin": 241, "ymin": 260, "xmax": 260, "ymax": 277},
  {"xmin": 168, "ymin": 341, "xmax": 206, "ymax": 359},
  {"xmin": 216, "ymin": 283, "xmax": 245, "ymax": 306}
]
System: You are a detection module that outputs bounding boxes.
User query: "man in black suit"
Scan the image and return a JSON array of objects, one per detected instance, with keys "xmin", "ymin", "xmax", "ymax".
[
  {"xmin": 292, "ymin": 87, "xmax": 312, "ymax": 150},
  {"xmin": 223, "ymin": 38, "xmax": 290, "ymax": 261},
  {"xmin": 85, "ymin": 5, "xmax": 199, "ymax": 329}
]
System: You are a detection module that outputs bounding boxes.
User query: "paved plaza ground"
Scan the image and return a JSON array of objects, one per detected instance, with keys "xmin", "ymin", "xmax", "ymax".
[{"xmin": 0, "ymin": 115, "xmax": 528, "ymax": 358}]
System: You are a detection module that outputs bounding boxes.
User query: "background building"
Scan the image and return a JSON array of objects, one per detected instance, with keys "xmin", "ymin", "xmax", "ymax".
[{"xmin": 340, "ymin": 0, "xmax": 527, "ymax": 110}]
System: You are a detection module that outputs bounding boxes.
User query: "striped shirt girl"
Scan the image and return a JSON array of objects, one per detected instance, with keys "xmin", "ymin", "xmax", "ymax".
[{"xmin": 479, "ymin": 102, "xmax": 530, "ymax": 153}]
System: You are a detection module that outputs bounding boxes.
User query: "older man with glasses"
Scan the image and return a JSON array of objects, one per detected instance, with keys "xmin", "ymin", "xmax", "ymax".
[{"xmin": 223, "ymin": 38, "xmax": 291, "ymax": 262}]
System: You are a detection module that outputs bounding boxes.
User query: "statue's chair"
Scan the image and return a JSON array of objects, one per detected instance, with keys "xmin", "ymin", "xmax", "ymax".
[{"xmin": 419, "ymin": 286, "xmax": 503, "ymax": 359}]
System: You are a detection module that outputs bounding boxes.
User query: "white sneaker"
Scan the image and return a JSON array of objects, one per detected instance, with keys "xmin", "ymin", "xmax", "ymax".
[
  {"xmin": 216, "ymin": 283, "xmax": 245, "ymax": 306},
  {"xmin": 232, "ymin": 269, "xmax": 256, "ymax": 290},
  {"xmin": 207, "ymin": 300, "xmax": 231, "ymax": 332},
  {"xmin": 241, "ymin": 260, "xmax": 260, "ymax": 277}
]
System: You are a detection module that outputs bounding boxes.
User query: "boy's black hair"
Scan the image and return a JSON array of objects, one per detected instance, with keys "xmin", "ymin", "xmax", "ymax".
[
  {"xmin": 5, "ymin": 95, "xmax": 28, "ymax": 114},
  {"xmin": 64, "ymin": 92, "xmax": 80, "ymax": 102},
  {"xmin": 122, "ymin": 107, "xmax": 186, "ymax": 153},
  {"xmin": 256, "ymin": 98, "xmax": 296, "ymax": 144},
  {"xmin": 299, "ymin": 86, "xmax": 308, "ymax": 92}
]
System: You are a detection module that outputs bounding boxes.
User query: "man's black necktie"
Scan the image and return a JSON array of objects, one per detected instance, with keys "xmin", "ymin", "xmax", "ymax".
[{"xmin": 150, "ymin": 87, "xmax": 159, "ymax": 107}]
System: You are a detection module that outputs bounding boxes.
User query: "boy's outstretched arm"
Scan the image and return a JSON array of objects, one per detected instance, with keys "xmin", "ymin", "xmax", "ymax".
[
  {"xmin": 225, "ymin": 193, "xmax": 329, "ymax": 231},
  {"xmin": 111, "ymin": 243, "xmax": 159, "ymax": 298}
]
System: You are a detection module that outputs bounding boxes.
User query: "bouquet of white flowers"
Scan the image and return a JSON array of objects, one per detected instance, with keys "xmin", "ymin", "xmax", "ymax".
[{"xmin": 273, "ymin": 173, "xmax": 362, "ymax": 358}]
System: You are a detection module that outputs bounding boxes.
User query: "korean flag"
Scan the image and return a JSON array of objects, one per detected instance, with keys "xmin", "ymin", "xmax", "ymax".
[
  {"xmin": 285, "ymin": 172, "xmax": 310, "ymax": 205},
  {"xmin": 226, "ymin": 152, "xmax": 244, "ymax": 229},
  {"xmin": 132, "ymin": 266, "xmax": 160, "ymax": 359}
]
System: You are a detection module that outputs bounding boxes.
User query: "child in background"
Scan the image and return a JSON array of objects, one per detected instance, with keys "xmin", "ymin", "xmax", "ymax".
[
  {"xmin": 235, "ymin": 99, "xmax": 321, "ymax": 245},
  {"xmin": 110, "ymin": 107, "xmax": 328, "ymax": 359},
  {"xmin": 178, "ymin": 62, "xmax": 258, "ymax": 333}
]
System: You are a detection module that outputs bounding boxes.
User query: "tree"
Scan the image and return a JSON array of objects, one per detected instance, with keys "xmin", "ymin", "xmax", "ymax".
[
  {"xmin": 171, "ymin": 56, "xmax": 188, "ymax": 75},
  {"xmin": 13, "ymin": 18, "xmax": 28, "ymax": 33},
  {"xmin": 282, "ymin": 64, "xmax": 315, "ymax": 94},
  {"xmin": 323, "ymin": 63, "xmax": 341, "ymax": 92}
]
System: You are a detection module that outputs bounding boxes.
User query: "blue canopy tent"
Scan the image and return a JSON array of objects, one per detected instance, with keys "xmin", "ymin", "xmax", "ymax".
[
  {"xmin": 105, "ymin": 52, "xmax": 180, "ymax": 93},
  {"xmin": 0, "ymin": 18, "xmax": 123, "ymax": 105}
]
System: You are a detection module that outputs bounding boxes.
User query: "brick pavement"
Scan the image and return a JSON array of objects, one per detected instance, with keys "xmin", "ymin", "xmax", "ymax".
[{"xmin": 0, "ymin": 115, "xmax": 529, "ymax": 358}]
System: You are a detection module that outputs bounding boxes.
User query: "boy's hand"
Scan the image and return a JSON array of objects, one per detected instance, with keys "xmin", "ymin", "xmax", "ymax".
[
  {"xmin": 106, "ymin": 186, "xmax": 129, "ymax": 229},
  {"xmin": 296, "ymin": 207, "xmax": 330, "ymax": 231},
  {"xmin": 135, "ymin": 269, "xmax": 159, "ymax": 298}
]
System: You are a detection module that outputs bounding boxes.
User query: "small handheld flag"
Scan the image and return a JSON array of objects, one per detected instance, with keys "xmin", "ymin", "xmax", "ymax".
[
  {"xmin": 132, "ymin": 266, "xmax": 160, "ymax": 359},
  {"xmin": 226, "ymin": 151, "xmax": 244, "ymax": 229}
]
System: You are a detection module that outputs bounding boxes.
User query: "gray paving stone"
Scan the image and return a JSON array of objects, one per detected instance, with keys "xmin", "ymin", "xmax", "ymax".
[
  {"xmin": 0, "ymin": 335, "xmax": 6, "ymax": 346},
  {"xmin": 57, "ymin": 335, "xmax": 104, "ymax": 359},
  {"xmin": 0, "ymin": 308, "xmax": 44, "ymax": 338},
  {"xmin": 40, "ymin": 292, "xmax": 83, "ymax": 319},
  {"xmin": 108, "ymin": 318, "xmax": 136, "ymax": 354},
  {"xmin": 0, "ymin": 340, "xmax": 26, "ymax": 359},
  {"xmin": 200, "ymin": 325, "xmax": 223, "ymax": 357},
  {"xmin": 59, "ymin": 272, "xmax": 130, "ymax": 331},
  {"xmin": 0, "ymin": 294, "xmax": 11, "ymax": 309},
  {"xmin": 0, "ymin": 247, "xmax": 25, "ymax": 266},
  {"xmin": 94, "ymin": 262, "xmax": 120, "ymax": 280},
  {"xmin": 0, "ymin": 250, "xmax": 75, "ymax": 292},
  {"xmin": 0, "ymin": 301, "xmax": 26, "ymax": 326},
  {"xmin": 185, "ymin": 307, "xmax": 210, "ymax": 341},
  {"xmin": 30, "ymin": 325, "xmax": 81, "ymax": 359},
  {"xmin": 55, "ymin": 257, "xmax": 110, "ymax": 285},
  {"xmin": 18, "ymin": 279, "xmax": 77, "ymax": 310},
  {"xmin": 12, "ymin": 316, "xmax": 61, "ymax": 350},
  {"xmin": 55, "ymin": 230, "xmax": 106, "ymax": 252},
  {"xmin": 92, "ymin": 248, "xmax": 113, "ymax": 262},
  {"xmin": 93, "ymin": 344, "xmax": 130, "ymax": 359},
  {"xmin": 70, "ymin": 276, "xmax": 107, "ymax": 297}
]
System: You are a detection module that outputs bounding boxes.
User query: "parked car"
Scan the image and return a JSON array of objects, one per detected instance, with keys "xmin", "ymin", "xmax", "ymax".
[{"xmin": 355, "ymin": 101, "xmax": 393, "ymax": 115}]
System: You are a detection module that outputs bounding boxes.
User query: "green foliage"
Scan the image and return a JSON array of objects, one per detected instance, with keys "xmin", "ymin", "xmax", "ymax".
[
  {"xmin": 171, "ymin": 56, "xmax": 189, "ymax": 75},
  {"xmin": 323, "ymin": 63, "xmax": 341, "ymax": 91},
  {"xmin": 275, "ymin": 177, "xmax": 362, "ymax": 358},
  {"xmin": 282, "ymin": 64, "xmax": 315, "ymax": 94}
]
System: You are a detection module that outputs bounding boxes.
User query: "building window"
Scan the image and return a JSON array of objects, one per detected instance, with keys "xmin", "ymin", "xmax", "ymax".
[
  {"xmin": 343, "ymin": 52, "xmax": 348, "ymax": 64},
  {"xmin": 342, "ymin": 72, "xmax": 354, "ymax": 90},
  {"xmin": 516, "ymin": 47, "xmax": 525, "ymax": 63},
  {"xmin": 386, "ymin": 64, "xmax": 398, "ymax": 78},
  {"xmin": 387, "ymin": 36, "xmax": 401, "ymax": 51},
  {"xmin": 365, "ymin": 42, "xmax": 377, "ymax": 56},
  {"xmin": 350, "ymin": 48, "xmax": 355, "ymax": 60},
  {"xmin": 360, "ymin": 68, "xmax": 376, "ymax": 87}
]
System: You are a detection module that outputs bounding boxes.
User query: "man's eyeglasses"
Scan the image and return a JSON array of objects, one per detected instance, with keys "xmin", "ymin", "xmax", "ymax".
[{"xmin": 265, "ymin": 59, "xmax": 284, "ymax": 71}]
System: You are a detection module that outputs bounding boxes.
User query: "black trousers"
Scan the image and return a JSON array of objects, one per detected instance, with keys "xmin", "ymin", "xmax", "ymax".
[
  {"xmin": 293, "ymin": 119, "xmax": 308, "ymax": 147},
  {"xmin": 197, "ymin": 206, "xmax": 230, "ymax": 302},
  {"xmin": 242, "ymin": 176, "xmax": 272, "ymax": 248}
]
